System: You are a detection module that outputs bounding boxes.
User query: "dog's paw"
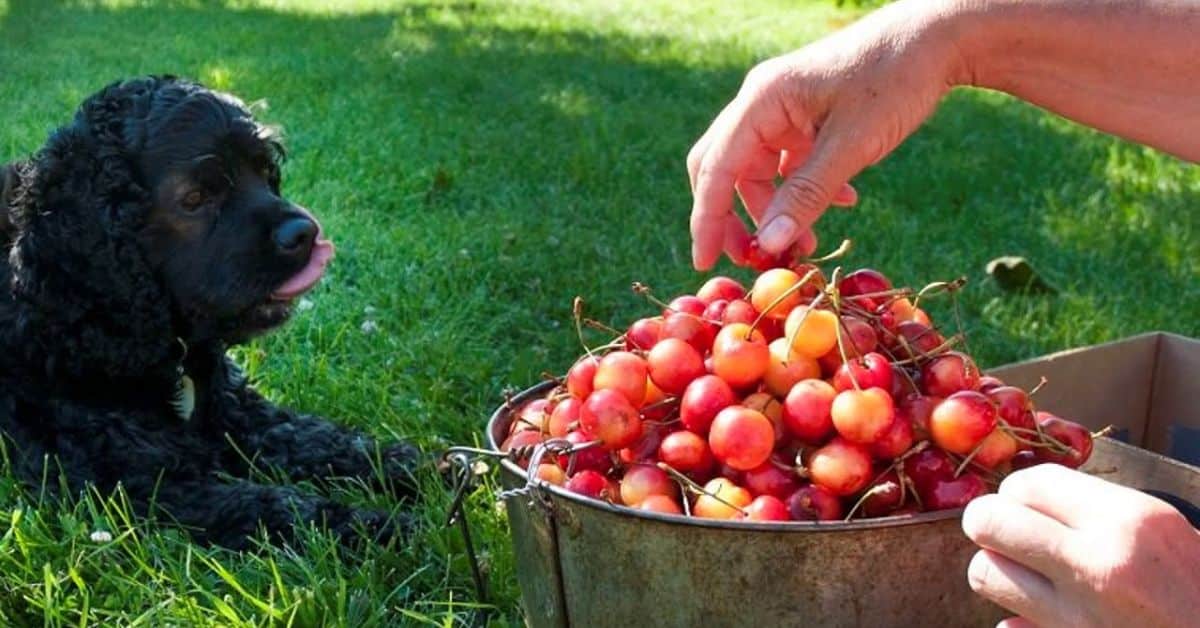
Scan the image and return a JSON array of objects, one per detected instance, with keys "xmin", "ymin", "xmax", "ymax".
[
  {"xmin": 333, "ymin": 508, "xmax": 416, "ymax": 548},
  {"xmin": 380, "ymin": 441, "xmax": 424, "ymax": 499}
]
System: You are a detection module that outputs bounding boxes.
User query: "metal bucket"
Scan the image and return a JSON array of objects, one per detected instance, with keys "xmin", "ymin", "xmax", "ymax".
[{"xmin": 487, "ymin": 382, "xmax": 1200, "ymax": 628}]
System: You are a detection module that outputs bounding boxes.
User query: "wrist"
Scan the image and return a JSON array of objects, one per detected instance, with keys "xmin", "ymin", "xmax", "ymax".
[{"xmin": 913, "ymin": 0, "xmax": 1018, "ymax": 90}]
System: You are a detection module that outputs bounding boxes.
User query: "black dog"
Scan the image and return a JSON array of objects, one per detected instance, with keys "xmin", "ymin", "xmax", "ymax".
[{"xmin": 0, "ymin": 76, "xmax": 420, "ymax": 550}]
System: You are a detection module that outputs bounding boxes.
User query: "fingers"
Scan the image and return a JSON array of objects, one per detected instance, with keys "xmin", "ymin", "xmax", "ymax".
[
  {"xmin": 962, "ymin": 493, "xmax": 1074, "ymax": 581},
  {"xmin": 756, "ymin": 131, "xmax": 865, "ymax": 255},
  {"xmin": 721, "ymin": 213, "xmax": 752, "ymax": 265},
  {"xmin": 998, "ymin": 463, "xmax": 1139, "ymax": 529},
  {"xmin": 734, "ymin": 179, "xmax": 775, "ymax": 225},
  {"xmin": 968, "ymin": 549, "xmax": 1060, "ymax": 626},
  {"xmin": 832, "ymin": 183, "xmax": 858, "ymax": 207}
]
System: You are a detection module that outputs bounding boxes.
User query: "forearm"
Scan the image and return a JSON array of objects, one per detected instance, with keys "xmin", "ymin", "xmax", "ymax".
[{"xmin": 937, "ymin": 0, "xmax": 1200, "ymax": 162}]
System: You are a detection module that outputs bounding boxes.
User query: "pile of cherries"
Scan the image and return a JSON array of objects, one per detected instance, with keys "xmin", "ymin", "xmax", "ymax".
[{"xmin": 500, "ymin": 246, "xmax": 1095, "ymax": 522}]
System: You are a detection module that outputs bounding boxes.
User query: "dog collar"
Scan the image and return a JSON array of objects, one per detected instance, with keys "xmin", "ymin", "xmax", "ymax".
[{"xmin": 170, "ymin": 338, "xmax": 195, "ymax": 421}]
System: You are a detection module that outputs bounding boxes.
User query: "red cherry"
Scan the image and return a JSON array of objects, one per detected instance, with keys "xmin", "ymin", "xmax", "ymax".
[
  {"xmin": 782, "ymin": 379, "xmax": 837, "ymax": 443},
  {"xmin": 638, "ymin": 495, "xmax": 683, "ymax": 515},
  {"xmin": 742, "ymin": 461, "xmax": 801, "ymax": 499},
  {"xmin": 837, "ymin": 315, "xmax": 878, "ymax": 357},
  {"xmin": 838, "ymin": 269, "xmax": 893, "ymax": 311},
  {"xmin": 557, "ymin": 430, "xmax": 612, "ymax": 474},
  {"xmin": 830, "ymin": 387, "xmax": 895, "ymax": 444},
  {"xmin": 625, "ymin": 317, "xmax": 662, "ymax": 351},
  {"xmin": 919, "ymin": 472, "xmax": 988, "ymax": 511},
  {"xmin": 548, "ymin": 397, "xmax": 581, "ymax": 437},
  {"xmin": 708, "ymin": 406, "xmax": 775, "ymax": 471},
  {"xmin": 646, "ymin": 338, "xmax": 706, "ymax": 395},
  {"xmin": 977, "ymin": 376, "xmax": 1006, "ymax": 394},
  {"xmin": 618, "ymin": 421, "xmax": 666, "ymax": 465},
  {"xmin": 664, "ymin": 295, "xmax": 706, "ymax": 318},
  {"xmin": 742, "ymin": 495, "xmax": 791, "ymax": 521},
  {"xmin": 832, "ymin": 352, "xmax": 894, "ymax": 392},
  {"xmin": 786, "ymin": 484, "xmax": 844, "ymax": 521},
  {"xmin": 972, "ymin": 428, "xmax": 1019, "ymax": 469},
  {"xmin": 884, "ymin": 322, "xmax": 945, "ymax": 361},
  {"xmin": 566, "ymin": 355, "xmax": 600, "ymax": 399},
  {"xmin": 679, "ymin": 375, "xmax": 737, "ymax": 435},
  {"xmin": 501, "ymin": 429, "xmax": 545, "ymax": 469},
  {"xmin": 660, "ymin": 311, "xmax": 717, "ymax": 355},
  {"xmin": 580, "ymin": 389, "xmax": 643, "ymax": 450},
  {"xmin": 856, "ymin": 470, "xmax": 905, "ymax": 518},
  {"xmin": 1033, "ymin": 413, "xmax": 1094, "ymax": 468},
  {"xmin": 903, "ymin": 448, "xmax": 956, "ymax": 493},
  {"xmin": 711, "ymin": 323, "xmax": 770, "ymax": 390},
  {"xmin": 703, "ymin": 299, "xmax": 730, "ymax": 324},
  {"xmin": 697, "ymin": 276, "xmax": 746, "ymax": 304},
  {"xmin": 987, "ymin": 386, "xmax": 1036, "ymax": 431},
  {"xmin": 658, "ymin": 430, "xmax": 714, "ymax": 474},
  {"xmin": 808, "ymin": 437, "xmax": 873, "ymax": 496},
  {"xmin": 593, "ymin": 351, "xmax": 649, "ymax": 407},
  {"xmin": 565, "ymin": 469, "xmax": 610, "ymax": 500},
  {"xmin": 619, "ymin": 463, "xmax": 676, "ymax": 507},
  {"xmin": 897, "ymin": 393, "xmax": 941, "ymax": 442},
  {"xmin": 929, "ymin": 391, "xmax": 997, "ymax": 455},
  {"xmin": 871, "ymin": 415, "xmax": 915, "ymax": 460},
  {"xmin": 921, "ymin": 351, "xmax": 981, "ymax": 398},
  {"xmin": 721, "ymin": 299, "xmax": 759, "ymax": 326}
]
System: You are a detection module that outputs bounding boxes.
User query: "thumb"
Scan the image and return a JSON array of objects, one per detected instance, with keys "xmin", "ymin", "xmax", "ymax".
[{"xmin": 756, "ymin": 135, "xmax": 864, "ymax": 255}]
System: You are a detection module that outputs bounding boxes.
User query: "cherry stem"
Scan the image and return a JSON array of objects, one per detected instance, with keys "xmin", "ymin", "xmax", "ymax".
[
  {"xmin": 1092, "ymin": 425, "xmax": 1115, "ymax": 439},
  {"xmin": 804, "ymin": 238, "xmax": 854, "ymax": 264},
  {"xmin": 1028, "ymin": 377, "xmax": 1049, "ymax": 397},
  {"xmin": 954, "ymin": 439, "xmax": 988, "ymax": 478},
  {"xmin": 631, "ymin": 282, "xmax": 677, "ymax": 313},
  {"xmin": 911, "ymin": 276, "xmax": 968, "ymax": 310},
  {"xmin": 947, "ymin": 452, "xmax": 1004, "ymax": 483},
  {"xmin": 828, "ymin": 267, "xmax": 862, "ymax": 391},
  {"xmin": 843, "ymin": 483, "xmax": 890, "ymax": 522},
  {"xmin": 1000, "ymin": 424, "xmax": 1074, "ymax": 454},
  {"xmin": 656, "ymin": 462, "xmax": 748, "ymax": 516},
  {"xmin": 747, "ymin": 266, "xmax": 822, "ymax": 336},
  {"xmin": 845, "ymin": 441, "xmax": 930, "ymax": 519},
  {"xmin": 887, "ymin": 334, "xmax": 963, "ymax": 367},
  {"xmin": 572, "ymin": 297, "xmax": 595, "ymax": 359},
  {"xmin": 583, "ymin": 318, "xmax": 622, "ymax": 336},
  {"xmin": 640, "ymin": 396, "xmax": 679, "ymax": 414},
  {"xmin": 781, "ymin": 290, "xmax": 827, "ymax": 357}
]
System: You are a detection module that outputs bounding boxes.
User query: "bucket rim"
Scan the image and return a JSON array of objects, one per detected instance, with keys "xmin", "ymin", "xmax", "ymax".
[{"xmin": 487, "ymin": 381, "xmax": 972, "ymax": 532}]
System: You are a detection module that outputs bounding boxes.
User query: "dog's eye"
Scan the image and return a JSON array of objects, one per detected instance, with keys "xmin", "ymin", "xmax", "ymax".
[{"xmin": 181, "ymin": 190, "xmax": 207, "ymax": 211}]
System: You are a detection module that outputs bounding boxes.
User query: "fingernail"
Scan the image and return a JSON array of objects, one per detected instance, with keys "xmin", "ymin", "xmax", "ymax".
[{"xmin": 758, "ymin": 215, "xmax": 798, "ymax": 253}]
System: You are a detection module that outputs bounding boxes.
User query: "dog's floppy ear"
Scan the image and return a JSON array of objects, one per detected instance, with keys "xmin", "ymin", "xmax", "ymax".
[
  {"xmin": 0, "ymin": 163, "xmax": 16, "ymax": 240},
  {"xmin": 9, "ymin": 77, "xmax": 178, "ymax": 381}
]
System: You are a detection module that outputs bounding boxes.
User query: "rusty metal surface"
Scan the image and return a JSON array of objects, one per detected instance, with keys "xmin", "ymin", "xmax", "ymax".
[
  {"xmin": 499, "ymin": 468, "xmax": 568, "ymax": 628},
  {"xmin": 1081, "ymin": 438, "xmax": 1200, "ymax": 503},
  {"xmin": 488, "ymin": 383, "xmax": 1199, "ymax": 628}
]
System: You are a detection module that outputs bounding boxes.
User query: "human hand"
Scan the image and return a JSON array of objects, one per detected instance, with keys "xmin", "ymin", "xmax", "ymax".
[
  {"xmin": 686, "ymin": 0, "xmax": 969, "ymax": 270},
  {"xmin": 962, "ymin": 463, "xmax": 1200, "ymax": 628}
]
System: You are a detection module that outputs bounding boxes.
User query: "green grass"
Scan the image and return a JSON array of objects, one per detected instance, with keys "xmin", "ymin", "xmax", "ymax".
[{"xmin": 0, "ymin": 0, "xmax": 1196, "ymax": 625}]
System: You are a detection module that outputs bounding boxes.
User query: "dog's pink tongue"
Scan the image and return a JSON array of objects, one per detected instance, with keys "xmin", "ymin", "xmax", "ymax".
[{"xmin": 271, "ymin": 237, "xmax": 335, "ymax": 301}]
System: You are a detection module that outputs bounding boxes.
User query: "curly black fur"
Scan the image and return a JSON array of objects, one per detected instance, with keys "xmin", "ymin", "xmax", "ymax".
[{"xmin": 0, "ymin": 76, "xmax": 421, "ymax": 550}]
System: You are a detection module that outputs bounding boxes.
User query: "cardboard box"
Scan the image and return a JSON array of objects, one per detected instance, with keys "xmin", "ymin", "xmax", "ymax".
[{"xmin": 987, "ymin": 331, "xmax": 1200, "ymax": 468}]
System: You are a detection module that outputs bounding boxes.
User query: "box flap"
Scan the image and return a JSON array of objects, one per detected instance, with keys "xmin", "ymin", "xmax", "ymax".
[{"xmin": 1147, "ymin": 333, "xmax": 1200, "ymax": 465}]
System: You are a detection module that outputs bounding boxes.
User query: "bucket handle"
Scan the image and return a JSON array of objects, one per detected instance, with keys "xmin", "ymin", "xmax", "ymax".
[{"xmin": 441, "ymin": 439, "xmax": 596, "ymax": 626}]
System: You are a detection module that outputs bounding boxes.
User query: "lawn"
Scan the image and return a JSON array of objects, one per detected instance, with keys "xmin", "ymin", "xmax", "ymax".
[{"xmin": 0, "ymin": 0, "xmax": 1196, "ymax": 625}]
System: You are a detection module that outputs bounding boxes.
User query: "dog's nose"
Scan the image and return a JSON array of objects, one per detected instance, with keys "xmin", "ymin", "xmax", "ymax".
[{"xmin": 273, "ymin": 216, "xmax": 318, "ymax": 254}]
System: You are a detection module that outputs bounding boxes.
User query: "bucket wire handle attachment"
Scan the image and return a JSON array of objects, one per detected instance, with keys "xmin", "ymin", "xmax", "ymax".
[
  {"xmin": 443, "ymin": 448, "xmax": 495, "ymax": 627},
  {"xmin": 440, "ymin": 438, "xmax": 587, "ymax": 625}
]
